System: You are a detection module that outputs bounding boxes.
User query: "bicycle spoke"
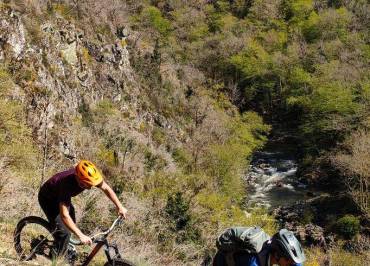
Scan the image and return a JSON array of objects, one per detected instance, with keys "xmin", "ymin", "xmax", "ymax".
[{"xmin": 15, "ymin": 221, "xmax": 56, "ymax": 261}]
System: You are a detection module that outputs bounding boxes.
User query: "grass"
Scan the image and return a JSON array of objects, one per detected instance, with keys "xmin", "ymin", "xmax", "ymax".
[{"xmin": 305, "ymin": 246, "xmax": 369, "ymax": 266}]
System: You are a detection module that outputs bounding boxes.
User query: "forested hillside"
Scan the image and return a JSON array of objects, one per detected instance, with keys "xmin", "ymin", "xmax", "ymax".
[{"xmin": 0, "ymin": 0, "xmax": 369, "ymax": 265}]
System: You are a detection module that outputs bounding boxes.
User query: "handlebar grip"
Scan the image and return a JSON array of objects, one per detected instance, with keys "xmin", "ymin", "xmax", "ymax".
[
  {"xmin": 69, "ymin": 237, "xmax": 82, "ymax": 245},
  {"xmin": 69, "ymin": 237, "xmax": 97, "ymax": 245}
]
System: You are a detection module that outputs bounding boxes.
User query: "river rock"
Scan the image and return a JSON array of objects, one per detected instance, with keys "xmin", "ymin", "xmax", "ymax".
[
  {"xmin": 273, "ymin": 201, "xmax": 309, "ymax": 224},
  {"xmin": 294, "ymin": 224, "xmax": 326, "ymax": 247},
  {"xmin": 273, "ymin": 202, "xmax": 327, "ymax": 247}
]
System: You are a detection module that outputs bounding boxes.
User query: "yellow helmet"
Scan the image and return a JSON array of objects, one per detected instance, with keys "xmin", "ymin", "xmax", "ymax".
[{"xmin": 75, "ymin": 160, "xmax": 103, "ymax": 187}]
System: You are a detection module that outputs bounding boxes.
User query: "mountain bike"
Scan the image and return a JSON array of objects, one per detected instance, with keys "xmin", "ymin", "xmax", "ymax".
[{"xmin": 14, "ymin": 215, "xmax": 135, "ymax": 266}]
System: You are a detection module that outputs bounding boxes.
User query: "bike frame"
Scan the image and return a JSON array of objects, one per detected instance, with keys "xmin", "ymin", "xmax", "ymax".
[
  {"xmin": 72, "ymin": 216, "xmax": 123, "ymax": 266},
  {"xmin": 78, "ymin": 237, "xmax": 122, "ymax": 266}
]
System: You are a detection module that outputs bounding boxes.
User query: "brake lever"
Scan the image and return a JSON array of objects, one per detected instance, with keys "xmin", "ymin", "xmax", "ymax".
[{"xmin": 117, "ymin": 217, "xmax": 124, "ymax": 226}]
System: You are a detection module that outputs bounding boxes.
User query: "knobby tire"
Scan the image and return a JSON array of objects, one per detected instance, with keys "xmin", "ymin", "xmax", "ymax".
[{"xmin": 14, "ymin": 216, "xmax": 55, "ymax": 261}]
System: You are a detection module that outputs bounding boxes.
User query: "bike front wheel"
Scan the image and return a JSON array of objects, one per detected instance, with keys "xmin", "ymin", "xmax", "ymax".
[{"xmin": 14, "ymin": 216, "xmax": 56, "ymax": 261}]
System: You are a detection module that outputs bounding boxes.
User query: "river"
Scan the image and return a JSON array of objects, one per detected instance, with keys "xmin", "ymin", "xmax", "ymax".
[{"xmin": 245, "ymin": 150, "xmax": 308, "ymax": 209}]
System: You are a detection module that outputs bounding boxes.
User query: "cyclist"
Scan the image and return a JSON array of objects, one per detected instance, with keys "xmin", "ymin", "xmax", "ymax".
[
  {"xmin": 38, "ymin": 160, "xmax": 128, "ymax": 256},
  {"xmin": 213, "ymin": 229, "xmax": 306, "ymax": 266}
]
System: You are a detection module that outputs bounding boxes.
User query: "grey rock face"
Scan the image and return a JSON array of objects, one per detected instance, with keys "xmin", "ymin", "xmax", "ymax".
[
  {"xmin": 0, "ymin": 11, "xmax": 26, "ymax": 59},
  {"xmin": 0, "ymin": 7, "xmax": 135, "ymax": 154}
]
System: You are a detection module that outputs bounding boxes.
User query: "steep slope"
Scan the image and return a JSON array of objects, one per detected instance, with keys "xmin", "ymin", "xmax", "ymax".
[{"xmin": 0, "ymin": 1, "xmax": 274, "ymax": 265}]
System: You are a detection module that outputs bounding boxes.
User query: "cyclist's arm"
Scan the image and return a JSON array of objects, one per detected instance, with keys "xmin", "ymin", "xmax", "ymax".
[
  {"xmin": 59, "ymin": 202, "xmax": 92, "ymax": 244},
  {"xmin": 98, "ymin": 180, "xmax": 127, "ymax": 218}
]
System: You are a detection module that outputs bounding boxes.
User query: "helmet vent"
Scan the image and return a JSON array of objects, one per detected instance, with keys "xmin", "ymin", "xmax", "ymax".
[
  {"xmin": 84, "ymin": 162, "xmax": 89, "ymax": 167},
  {"xmin": 88, "ymin": 171, "xmax": 92, "ymax": 177},
  {"xmin": 292, "ymin": 247, "xmax": 297, "ymax": 257},
  {"xmin": 82, "ymin": 166, "xmax": 86, "ymax": 171}
]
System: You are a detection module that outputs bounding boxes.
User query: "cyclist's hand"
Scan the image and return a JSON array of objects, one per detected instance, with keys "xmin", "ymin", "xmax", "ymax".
[
  {"xmin": 79, "ymin": 234, "xmax": 92, "ymax": 245},
  {"xmin": 117, "ymin": 206, "xmax": 128, "ymax": 219}
]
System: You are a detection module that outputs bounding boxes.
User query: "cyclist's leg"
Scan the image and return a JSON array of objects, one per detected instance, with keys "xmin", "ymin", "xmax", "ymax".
[
  {"xmin": 38, "ymin": 192, "xmax": 59, "ymax": 225},
  {"xmin": 38, "ymin": 192, "xmax": 61, "ymax": 258},
  {"xmin": 53, "ymin": 204, "xmax": 76, "ymax": 256}
]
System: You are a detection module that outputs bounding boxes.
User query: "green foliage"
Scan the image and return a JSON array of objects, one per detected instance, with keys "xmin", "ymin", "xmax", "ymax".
[
  {"xmin": 309, "ymin": 84, "xmax": 357, "ymax": 115},
  {"xmin": 281, "ymin": 0, "xmax": 313, "ymax": 22},
  {"xmin": 144, "ymin": 149, "xmax": 167, "ymax": 172},
  {"xmin": 172, "ymin": 147, "xmax": 192, "ymax": 171},
  {"xmin": 97, "ymin": 145, "xmax": 115, "ymax": 166},
  {"xmin": 79, "ymin": 195, "xmax": 109, "ymax": 234},
  {"xmin": 81, "ymin": 47, "xmax": 93, "ymax": 64},
  {"xmin": 165, "ymin": 192, "xmax": 190, "ymax": 231},
  {"xmin": 0, "ymin": 66, "xmax": 12, "ymax": 90},
  {"xmin": 301, "ymin": 11, "xmax": 320, "ymax": 41},
  {"xmin": 335, "ymin": 215, "xmax": 360, "ymax": 239},
  {"xmin": 230, "ymin": 39, "xmax": 270, "ymax": 79},
  {"xmin": 239, "ymin": 112, "xmax": 271, "ymax": 144},
  {"xmin": 301, "ymin": 208, "xmax": 315, "ymax": 224},
  {"xmin": 259, "ymin": 29, "xmax": 287, "ymax": 52},
  {"xmin": 141, "ymin": 6, "xmax": 172, "ymax": 36},
  {"xmin": 204, "ymin": 111, "xmax": 270, "ymax": 200},
  {"xmin": 188, "ymin": 23, "xmax": 209, "ymax": 41},
  {"xmin": 206, "ymin": 5, "xmax": 224, "ymax": 33},
  {"xmin": 195, "ymin": 191, "xmax": 276, "ymax": 234},
  {"xmin": 319, "ymin": 8, "xmax": 351, "ymax": 41},
  {"xmin": 287, "ymin": 67, "xmax": 312, "ymax": 95},
  {"xmin": 301, "ymin": 7, "xmax": 351, "ymax": 42},
  {"xmin": 229, "ymin": 0, "xmax": 253, "ymax": 18},
  {"xmin": 152, "ymin": 127, "xmax": 166, "ymax": 145},
  {"xmin": 206, "ymin": 143, "xmax": 246, "ymax": 200}
]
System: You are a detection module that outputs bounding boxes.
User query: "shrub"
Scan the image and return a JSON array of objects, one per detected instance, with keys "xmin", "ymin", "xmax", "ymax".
[
  {"xmin": 165, "ymin": 192, "xmax": 190, "ymax": 231},
  {"xmin": 335, "ymin": 215, "xmax": 360, "ymax": 239},
  {"xmin": 141, "ymin": 6, "xmax": 172, "ymax": 36},
  {"xmin": 172, "ymin": 147, "xmax": 191, "ymax": 171},
  {"xmin": 78, "ymin": 99, "xmax": 93, "ymax": 127},
  {"xmin": 144, "ymin": 149, "xmax": 167, "ymax": 172},
  {"xmin": 301, "ymin": 208, "xmax": 315, "ymax": 224},
  {"xmin": 152, "ymin": 127, "xmax": 166, "ymax": 145}
]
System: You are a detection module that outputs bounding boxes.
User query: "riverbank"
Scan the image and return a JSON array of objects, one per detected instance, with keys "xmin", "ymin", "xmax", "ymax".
[{"xmin": 245, "ymin": 130, "xmax": 370, "ymax": 264}]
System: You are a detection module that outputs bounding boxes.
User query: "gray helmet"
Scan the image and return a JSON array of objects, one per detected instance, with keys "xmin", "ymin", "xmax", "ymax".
[{"xmin": 271, "ymin": 229, "xmax": 306, "ymax": 264}]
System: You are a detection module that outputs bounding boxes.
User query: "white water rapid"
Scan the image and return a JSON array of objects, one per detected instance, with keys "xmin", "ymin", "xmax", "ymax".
[{"xmin": 246, "ymin": 151, "xmax": 307, "ymax": 209}]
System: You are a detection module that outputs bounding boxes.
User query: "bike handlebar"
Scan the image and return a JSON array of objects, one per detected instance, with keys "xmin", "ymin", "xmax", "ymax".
[{"xmin": 70, "ymin": 216, "xmax": 123, "ymax": 246}]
